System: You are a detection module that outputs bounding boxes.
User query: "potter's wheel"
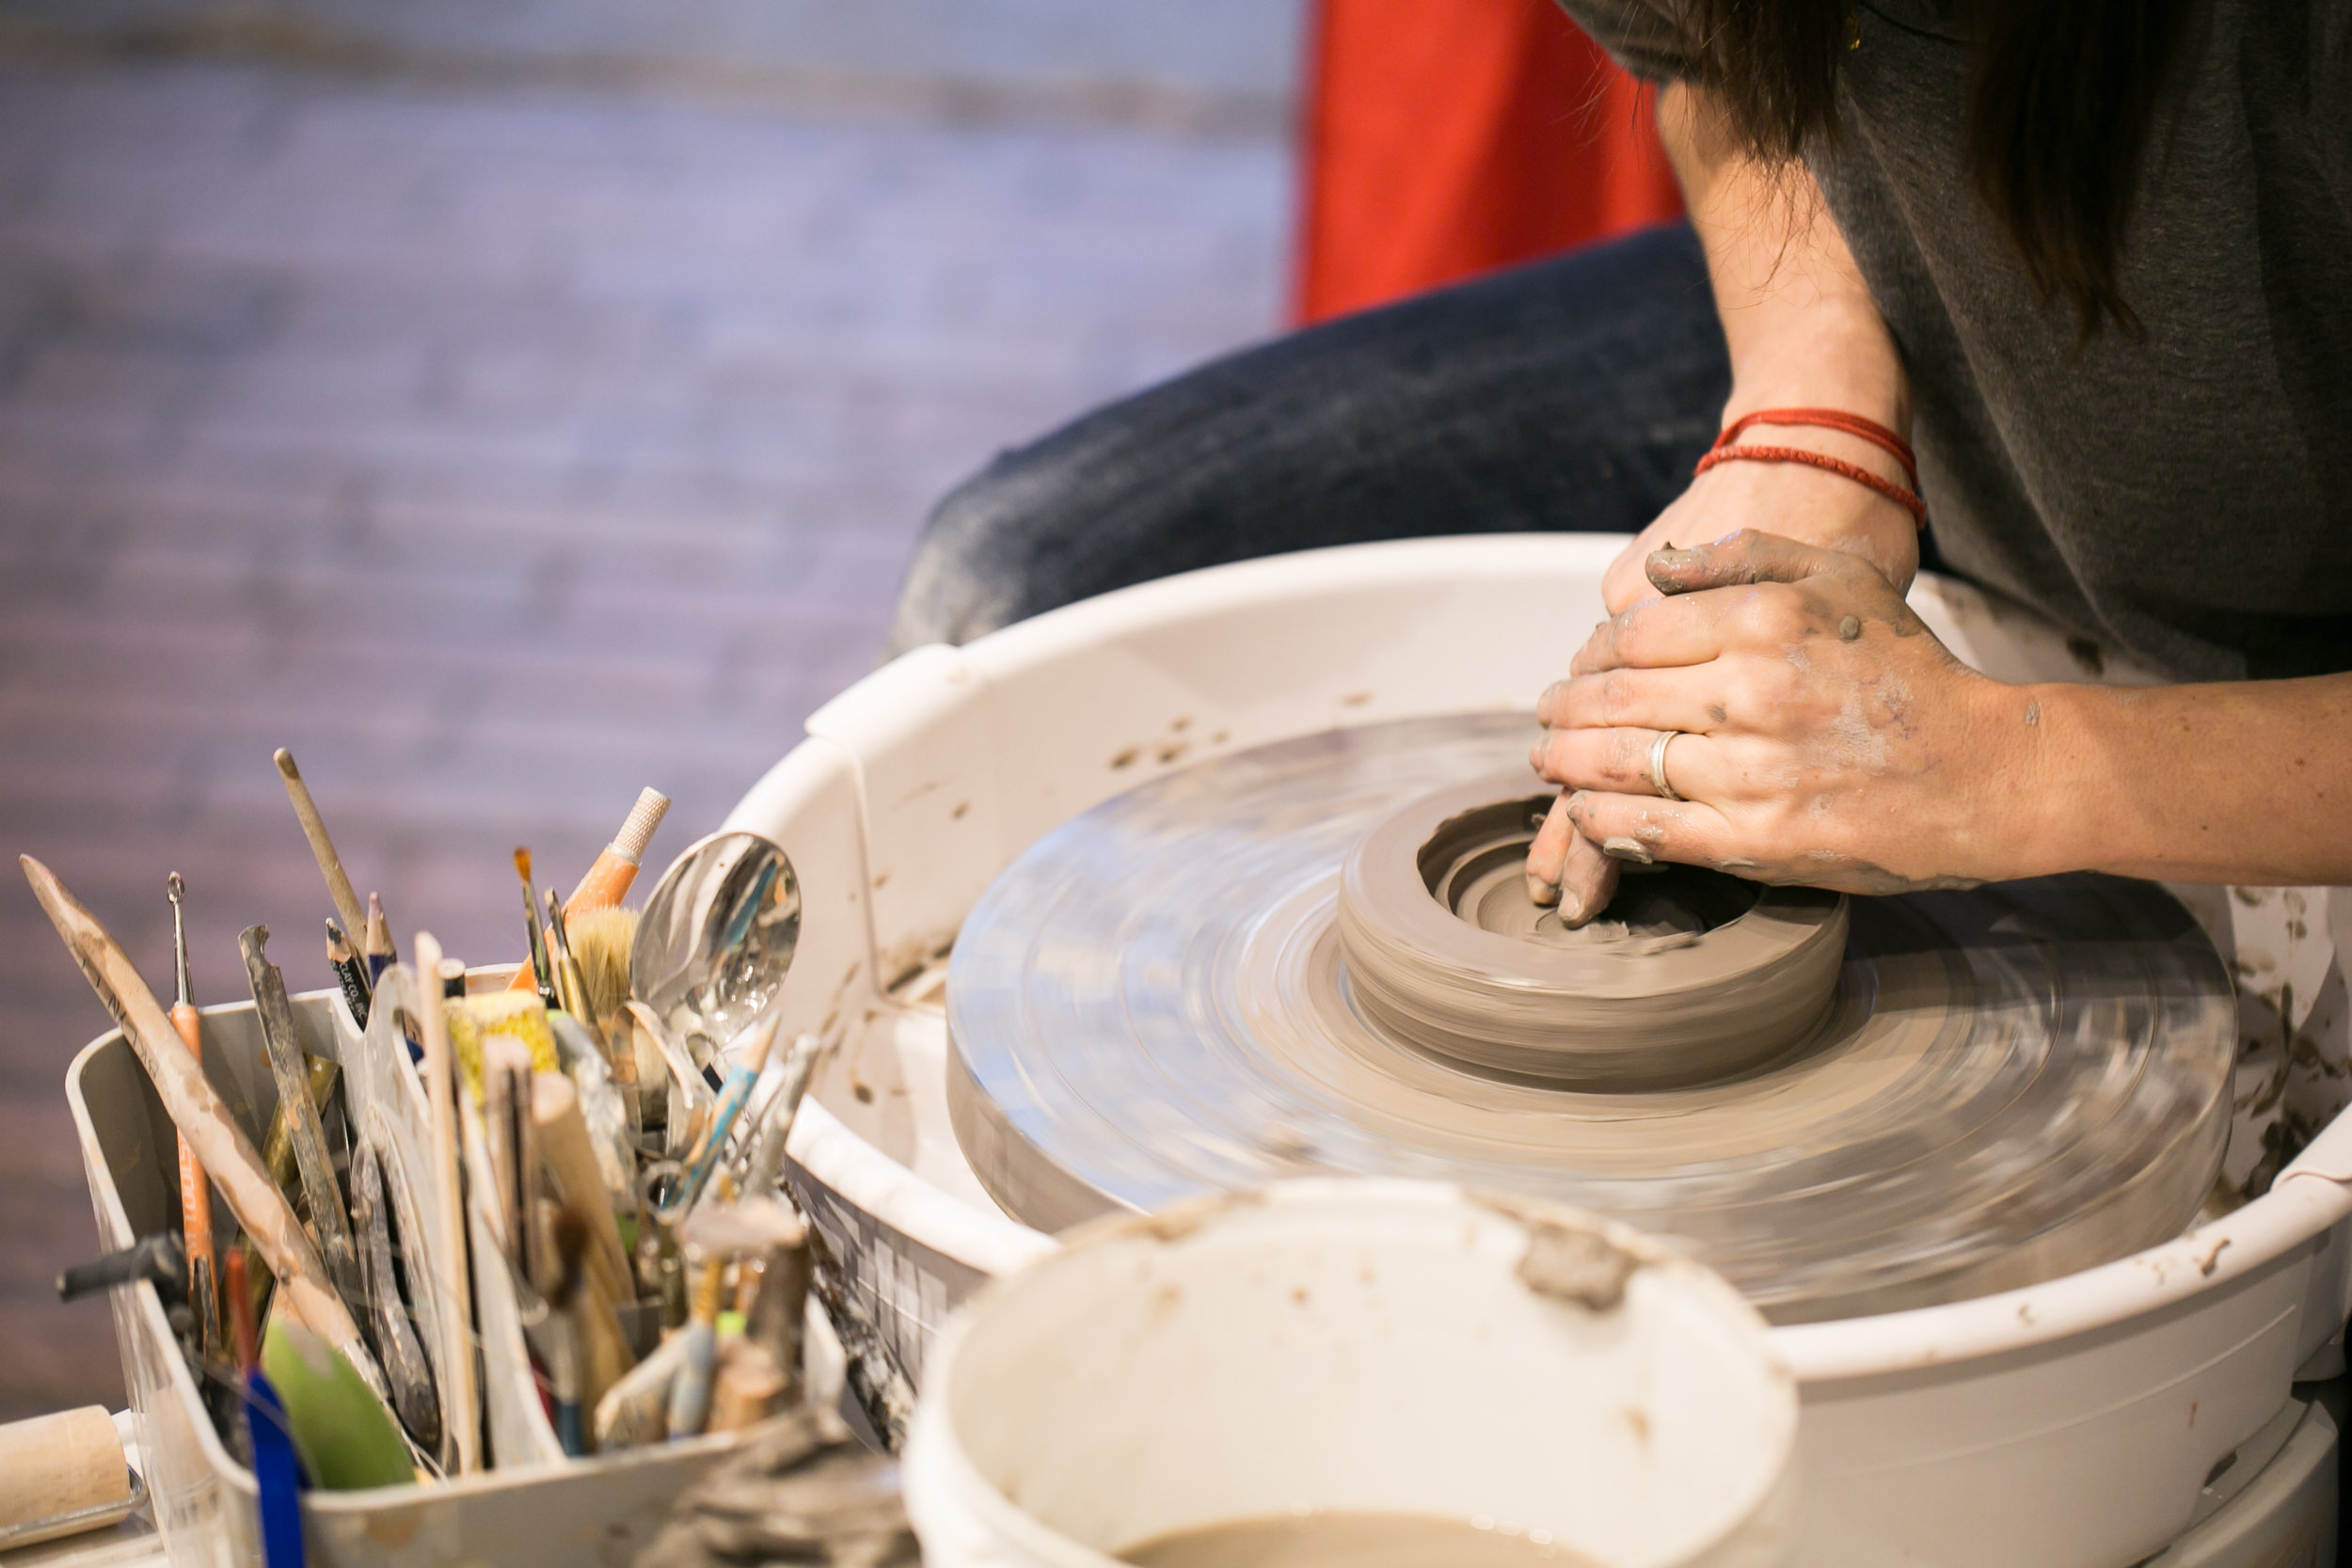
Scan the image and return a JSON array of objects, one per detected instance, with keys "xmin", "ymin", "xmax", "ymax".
[{"xmin": 946, "ymin": 714, "xmax": 2236, "ymax": 1322}]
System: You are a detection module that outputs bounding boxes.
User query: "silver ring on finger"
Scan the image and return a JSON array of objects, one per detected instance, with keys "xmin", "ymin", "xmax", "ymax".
[{"xmin": 1647, "ymin": 729, "xmax": 1685, "ymax": 802}]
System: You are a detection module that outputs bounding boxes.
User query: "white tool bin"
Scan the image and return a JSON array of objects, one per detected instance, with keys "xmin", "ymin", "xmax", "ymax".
[
  {"xmin": 66, "ymin": 981, "xmax": 756, "ymax": 1568},
  {"xmin": 727, "ymin": 534, "xmax": 2352, "ymax": 1568}
]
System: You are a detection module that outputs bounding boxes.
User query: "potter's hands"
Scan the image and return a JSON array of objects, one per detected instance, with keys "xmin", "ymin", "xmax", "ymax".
[
  {"xmin": 1534, "ymin": 466, "xmax": 1925, "ymax": 921},
  {"xmin": 1528, "ymin": 530, "xmax": 2037, "ymax": 899},
  {"xmin": 1599, "ymin": 454, "xmax": 1922, "ymax": 615}
]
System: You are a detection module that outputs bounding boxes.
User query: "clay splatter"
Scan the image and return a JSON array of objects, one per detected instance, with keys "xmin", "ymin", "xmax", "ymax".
[{"xmin": 1517, "ymin": 1222, "xmax": 1638, "ymax": 1311}]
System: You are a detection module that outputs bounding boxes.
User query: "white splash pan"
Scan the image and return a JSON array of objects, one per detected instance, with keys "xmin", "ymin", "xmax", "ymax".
[{"xmin": 739, "ymin": 534, "xmax": 2352, "ymax": 1568}]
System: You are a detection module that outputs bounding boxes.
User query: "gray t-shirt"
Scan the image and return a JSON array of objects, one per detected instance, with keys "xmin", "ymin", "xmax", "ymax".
[{"xmin": 1555, "ymin": 0, "xmax": 2352, "ymax": 679}]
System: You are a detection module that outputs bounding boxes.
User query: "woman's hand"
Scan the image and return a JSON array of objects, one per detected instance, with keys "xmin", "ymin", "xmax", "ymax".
[
  {"xmin": 1600, "ymin": 445, "xmax": 1923, "ymax": 614},
  {"xmin": 1529, "ymin": 530, "xmax": 2051, "ymax": 897},
  {"xmin": 1536, "ymin": 453, "xmax": 1928, "ymax": 919}
]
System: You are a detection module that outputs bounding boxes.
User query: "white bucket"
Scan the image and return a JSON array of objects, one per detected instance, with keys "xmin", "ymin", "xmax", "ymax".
[{"xmin": 902, "ymin": 1179, "xmax": 1797, "ymax": 1568}]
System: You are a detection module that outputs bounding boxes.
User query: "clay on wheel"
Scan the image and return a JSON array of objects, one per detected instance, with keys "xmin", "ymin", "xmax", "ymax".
[
  {"xmin": 946, "ymin": 715, "xmax": 2236, "ymax": 1321},
  {"xmin": 1339, "ymin": 773, "xmax": 1848, "ymax": 1088}
]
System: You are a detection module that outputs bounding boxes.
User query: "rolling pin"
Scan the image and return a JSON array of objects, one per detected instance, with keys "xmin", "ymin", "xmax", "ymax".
[{"xmin": 0, "ymin": 1407, "xmax": 133, "ymax": 1548}]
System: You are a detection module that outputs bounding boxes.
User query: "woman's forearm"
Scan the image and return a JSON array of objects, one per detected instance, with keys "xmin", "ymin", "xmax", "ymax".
[
  {"xmin": 1659, "ymin": 84, "xmax": 1909, "ymax": 441},
  {"xmin": 2017, "ymin": 673, "xmax": 2352, "ymax": 885}
]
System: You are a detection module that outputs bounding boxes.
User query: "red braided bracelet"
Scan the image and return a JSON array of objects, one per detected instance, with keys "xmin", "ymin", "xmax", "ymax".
[{"xmin": 1693, "ymin": 406, "xmax": 1928, "ymax": 530}]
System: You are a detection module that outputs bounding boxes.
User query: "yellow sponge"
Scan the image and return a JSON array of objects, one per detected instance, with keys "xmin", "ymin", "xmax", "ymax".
[{"xmin": 445, "ymin": 991, "xmax": 559, "ymax": 1100}]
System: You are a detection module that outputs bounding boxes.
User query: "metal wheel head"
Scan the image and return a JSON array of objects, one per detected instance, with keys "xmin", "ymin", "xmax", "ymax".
[{"xmin": 630, "ymin": 831, "xmax": 802, "ymax": 1070}]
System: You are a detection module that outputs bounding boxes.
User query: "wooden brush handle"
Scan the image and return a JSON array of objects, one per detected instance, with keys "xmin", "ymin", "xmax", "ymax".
[
  {"xmin": 20, "ymin": 858, "xmax": 370, "ymax": 1380},
  {"xmin": 532, "ymin": 1074, "xmax": 634, "ymax": 1310},
  {"xmin": 414, "ymin": 931, "xmax": 484, "ymax": 1477},
  {"xmin": 272, "ymin": 750, "xmax": 368, "ymax": 941}
]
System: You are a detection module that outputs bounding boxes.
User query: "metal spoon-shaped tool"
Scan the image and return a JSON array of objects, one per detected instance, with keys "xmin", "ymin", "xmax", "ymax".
[{"xmin": 630, "ymin": 831, "xmax": 803, "ymax": 1077}]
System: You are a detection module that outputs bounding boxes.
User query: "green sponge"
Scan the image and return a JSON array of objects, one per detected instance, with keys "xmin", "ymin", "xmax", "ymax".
[{"xmin": 261, "ymin": 1319, "xmax": 415, "ymax": 1490}]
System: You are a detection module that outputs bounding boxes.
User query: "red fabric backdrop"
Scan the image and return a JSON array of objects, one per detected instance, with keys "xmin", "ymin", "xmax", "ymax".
[{"xmin": 1293, "ymin": 0, "xmax": 1685, "ymax": 325}]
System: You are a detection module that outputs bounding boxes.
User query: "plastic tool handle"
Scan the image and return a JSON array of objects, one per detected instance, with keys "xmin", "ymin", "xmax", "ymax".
[{"xmin": 168, "ymin": 1003, "xmax": 216, "ymax": 1309}]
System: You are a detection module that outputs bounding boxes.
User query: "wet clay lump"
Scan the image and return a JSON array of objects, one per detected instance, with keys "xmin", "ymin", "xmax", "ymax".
[{"xmin": 1339, "ymin": 775, "xmax": 1848, "ymax": 1088}]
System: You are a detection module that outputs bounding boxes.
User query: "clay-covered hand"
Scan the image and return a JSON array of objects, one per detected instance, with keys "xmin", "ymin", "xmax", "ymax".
[
  {"xmin": 1528, "ymin": 530, "xmax": 2039, "ymax": 895},
  {"xmin": 1539, "ymin": 465, "xmax": 1924, "ymax": 920},
  {"xmin": 1599, "ymin": 453, "xmax": 1922, "ymax": 615}
]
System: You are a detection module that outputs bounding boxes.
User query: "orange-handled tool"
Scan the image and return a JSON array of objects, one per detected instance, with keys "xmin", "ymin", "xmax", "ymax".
[
  {"xmin": 166, "ymin": 875, "xmax": 219, "ymax": 1361},
  {"xmin": 506, "ymin": 787, "xmax": 668, "ymax": 991}
]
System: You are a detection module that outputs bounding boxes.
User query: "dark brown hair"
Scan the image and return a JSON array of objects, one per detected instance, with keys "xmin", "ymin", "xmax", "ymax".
[{"xmin": 1679, "ymin": 0, "xmax": 2201, "ymax": 336}]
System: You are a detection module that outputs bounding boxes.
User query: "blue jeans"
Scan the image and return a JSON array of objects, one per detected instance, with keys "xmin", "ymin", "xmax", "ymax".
[{"xmin": 888, "ymin": 223, "xmax": 1732, "ymax": 653}]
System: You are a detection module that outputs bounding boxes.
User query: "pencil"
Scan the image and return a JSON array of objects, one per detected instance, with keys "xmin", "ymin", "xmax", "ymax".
[
  {"xmin": 362, "ymin": 893, "xmax": 395, "ymax": 985},
  {"xmin": 325, "ymin": 919, "xmax": 373, "ymax": 1030}
]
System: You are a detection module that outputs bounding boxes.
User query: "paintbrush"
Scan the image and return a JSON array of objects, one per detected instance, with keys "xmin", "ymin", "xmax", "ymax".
[
  {"xmin": 513, "ymin": 849, "xmax": 558, "ymax": 1010},
  {"xmin": 324, "ymin": 919, "xmax": 372, "ymax": 1031},
  {"xmin": 565, "ymin": 906, "xmax": 636, "ymax": 1032},
  {"xmin": 566, "ymin": 906, "xmax": 642, "ymax": 1128},
  {"xmin": 481, "ymin": 1038, "xmax": 537, "ymax": 1277},
  {"xmin": 164, "ymin": 874, "xmax": 219, "ymax": 1365},
  {"xmin": 240, "ymin": 927, "xmax": 364, "ymax": 1311},
  {"xmin": 272, "ymin": 750, "xmax": 367, "ymax": 943},
  {"xmin": 362, "ymin": 894, "xmax": 395, "ymax": 985},
  {"xmin": 22, "ymin": 857, "xmax": 378, "ymax": 1388},
  {"xmin": 503, "ymin": 788, "xmax": 668, "ymax": 994},
  {"xmin": 662, "ymin": 1017, "xmax": 781, "ymax": 1220},
  {"xmin": 537, "ymin": 1185, "xmax": 634, "ymax": 1439},
  {"xmin": 412, "ymin": 931, "xmax": 483, "ymax": 1476},
  {"xmin": 545, "ymin": 1210, "xmax": 589, "ymax": 1456},
  {"xmin": 545, "ymin": 890, "xmax": 595, "ymax": 1035},
  {"xmin": 227, "ymin": 1249, "xmax": 307, "ymax": 1568},
  {"xmin": 665, "ymin": 1253, "xmax": 725, "ymax": 1439}
]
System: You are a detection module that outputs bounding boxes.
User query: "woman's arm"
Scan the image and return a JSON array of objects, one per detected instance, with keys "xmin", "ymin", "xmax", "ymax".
[
  {"xmin": 2026, "ymin": 673, "xmax": 2352, "ymax": 886},
  {"xmin": 1597, "ymin": 84, "xmax": 1919, "ymax": 610},
  {"xmin": 1534, "ymin": 531, "xmax": 2352, "ymax": 892},
  {"xmin": 1534, "ymin": 83, "xmax": 1926, "ymax": 917}
]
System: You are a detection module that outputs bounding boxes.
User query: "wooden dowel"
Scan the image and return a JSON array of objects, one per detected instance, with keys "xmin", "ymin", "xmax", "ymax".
[
  {"xmin": 532, "ymin": 1074, "xmax": 633, "ymax": 1311},
  {"xmin": 272, "ymin": 749, "xmax": 368, "ymax": 942},
  {"xmin": 413, "ymin": 931, "xmax": 483, "ymax": 1476}
]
